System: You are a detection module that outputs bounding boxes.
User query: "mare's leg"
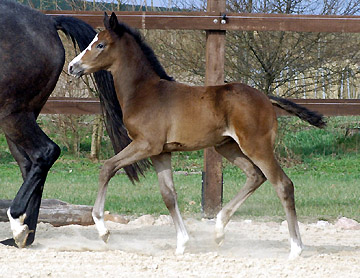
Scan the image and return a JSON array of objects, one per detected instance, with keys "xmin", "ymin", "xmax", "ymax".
[
  {"xmin": 214, "ymin": 141, "xmax": 266, "ymax": 245},
  {"xmin": 6, "ymin": 136, "xmax": 32, "ymax": 180},
  {"xmin": 238, "ymin": 134, "xmax": 303, "ymax": 259},
  {"xmin": 92, "ymin": 140, "xmax": 161, "ymax": 242},
  {"xmin": 5, "ymin": 137, "xmax": 34, "ymax": 246},
  {"xmin": 1, "ymin": 112, "xmax": 60, "ymax": 247},
  {"xmin": 151, "ymin": 153, "xmax": 189, "ymax": 254}
]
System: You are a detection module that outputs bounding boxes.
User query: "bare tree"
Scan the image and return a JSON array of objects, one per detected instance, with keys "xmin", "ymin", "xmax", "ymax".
[
  {"xmin": 225, "ymin": 0, "xmax": 360, "ymax": 98},
  {"xmin": 146, "ymin": 29, "xmax": 206, "ymax": 85}
]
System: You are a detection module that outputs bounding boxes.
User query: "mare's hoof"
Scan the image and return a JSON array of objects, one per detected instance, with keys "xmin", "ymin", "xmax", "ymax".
[
  {"xmin": 100, "ymin": 230, "xmax": 110, "ymax": 243},
  {"xmin": 14, "ymin": 226, "xmax": 33, "ymax": 248}
]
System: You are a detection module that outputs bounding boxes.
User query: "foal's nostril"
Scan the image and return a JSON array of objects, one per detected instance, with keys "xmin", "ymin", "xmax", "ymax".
[{"xmin": 69, "ymin": 65, "xmax": 73, "ymax": 73}]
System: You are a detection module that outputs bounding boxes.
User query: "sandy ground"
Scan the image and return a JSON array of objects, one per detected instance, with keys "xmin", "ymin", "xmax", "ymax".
[{"xmin": 1, "ymin": 216, "xmax": 360, "ymax": 278}]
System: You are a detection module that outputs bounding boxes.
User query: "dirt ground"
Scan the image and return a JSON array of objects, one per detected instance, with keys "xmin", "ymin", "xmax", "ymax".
[{"xmin": 1, "ymin": 215, "xmax": 360, "ymax": 278}]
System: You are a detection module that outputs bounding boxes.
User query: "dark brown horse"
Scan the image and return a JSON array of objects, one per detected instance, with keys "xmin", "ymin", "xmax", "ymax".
[
  {"xmin": 0, "ymin": 2, "xmax": 144, "ymax": 248},
  {"xmin": 69, "ymin": 12, "xmax": 325, "ymax": 259}
]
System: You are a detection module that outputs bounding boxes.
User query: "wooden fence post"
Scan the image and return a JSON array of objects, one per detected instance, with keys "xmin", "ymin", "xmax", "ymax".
[{"xmin": 202, "ymin": 0, "xmax": 226, "ymax": 218}]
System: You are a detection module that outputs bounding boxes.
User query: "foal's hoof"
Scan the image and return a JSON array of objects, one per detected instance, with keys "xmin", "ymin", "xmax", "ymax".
[
  {"xmin": 175, "ymin": 233, "xmax": 189, "ymax": 255},
  {"xmin": 214, "ymin": 233, "xmax": 225, "ymax": 246},
  {"xmin": 215, "ymin": 224, "xmax": 225, "ymax": 246},
  {"xmin": 175, "ymin": 245, "xmax": 185, "ymax": 255},
  {"xmin": 14, "ymin": 226, "xmax": 33, "ymax": 248},
  {"xmin": 175, "ymin": 241, "xmax": 187, "ymax": 255},
  {"xmin": 100, "ymin": 230, "xmax": 110, "ymax": 243},
  {"xmin": 215, "ymin": 212, "xmax": 226, "ymax": 246},
  {"xmin": 288, "ymin": 240, "xmax": 303, "ymax": 260}
]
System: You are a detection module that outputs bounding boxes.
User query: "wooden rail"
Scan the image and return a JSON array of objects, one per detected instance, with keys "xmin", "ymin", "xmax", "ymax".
[
  {"xmin": 41, "ymin": 97, "xmax": 101, "ymax": 115},
  {"xmin": 275, "ymin": 99, "xmax": 360, "ymax": 116},
  {"xmin": 41, "ymin": 98, "xmax": 360, "ymax": 116},
  {"xmin": 46, "ymin": 10, "xmax": 360, "ymax": 33}
]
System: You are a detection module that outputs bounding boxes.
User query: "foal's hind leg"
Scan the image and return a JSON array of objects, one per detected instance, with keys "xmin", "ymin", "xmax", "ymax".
[
  {"xmin": 151, "ymin": 153, "xmax": 189, "ymax": 254},
  {"xmin": 214, "ymin": 141, "xmax": 266, "ymax": 245},
  {"xmin": 239, "ymin": 136, "xmax": 303, "ymax": 259},
  {"xmin": 2, "ymin": 113, "xmax": 60, "ymax": 247}
]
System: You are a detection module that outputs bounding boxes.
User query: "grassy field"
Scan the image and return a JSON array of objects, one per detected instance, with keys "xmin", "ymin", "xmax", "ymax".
[{"xmin": 1, "ymin": 116, "xmax": 360, "ymax": 222}]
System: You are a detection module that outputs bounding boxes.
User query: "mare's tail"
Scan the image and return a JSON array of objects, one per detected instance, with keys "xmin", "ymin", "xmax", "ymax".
[
  {"xmin": 54, "ymin": 16, "xmax": 150, "ymax": 182},
  {"xmin": 269, "ymin": 96, "xmax": 326, "ymax": 128}
]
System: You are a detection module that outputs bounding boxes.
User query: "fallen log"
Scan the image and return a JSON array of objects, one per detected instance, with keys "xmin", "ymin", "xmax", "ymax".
[{"xmin": 0, "ymin": 199, "xmax": 94, "ymax": 227}]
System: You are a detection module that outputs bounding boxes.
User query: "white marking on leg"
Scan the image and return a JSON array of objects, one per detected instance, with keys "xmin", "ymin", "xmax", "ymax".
[
  {"xmin": 92, "ymin": 211, "xmax": 110, "ymax": 243},
  {"xmin": 68, "ymin": 34, "xmax": 98, "ymax": 72},
  {"xmin": 175, "ymin": 232, "xmax": 189, "ymax": 255},
  {"xmin": 173, "ymin": 204, "xmax": 189, "ymax": 255},
  {"xmin": 288, "ymin": 238, "xmax": 303, "ymax": 260},
  {"xmin": 215, "ymin": 211, "xmax": 225, "ymax": 245},
  {"xmin": 7, "ymin": 209, "xmax": 26, "ymax": 234}
]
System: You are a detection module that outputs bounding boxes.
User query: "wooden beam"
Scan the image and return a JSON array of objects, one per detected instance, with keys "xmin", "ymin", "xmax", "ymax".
[
  {"xmin": 45, "ymin": 10, "xmax": 220, "ymax": 30},
  {"xmin": 41, "ymin": 98, "xmax": 360, "ymax": 116},
  {"xmin": 275, "ymin": 99, "xmax": 360, "ymax": 116},
  {"xmin": 202, "ymin": 0, "xmax": 226, "ymax": 219},
  {"xmin": 40, "ymin": 97, "xmax": 101, "ymax": 114},
  {"xmin": 222, "ymin": 13, "xmax": 360, "ymax": 33},
  {"xmin": 45, "ymin": 10, "xmax": 360, "ymax": 33}
]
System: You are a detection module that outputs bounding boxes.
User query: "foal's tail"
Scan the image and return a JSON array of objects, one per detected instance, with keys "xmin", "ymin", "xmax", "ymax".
[
  {"xmin": 54, "ymin": 16, "xmax": 150, "ymax": 183},
  {"xmin": 269, "ymin": 96, "xmax": 326, "ymax": 128}
]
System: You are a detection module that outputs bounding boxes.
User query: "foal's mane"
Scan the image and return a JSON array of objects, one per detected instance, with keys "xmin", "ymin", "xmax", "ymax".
[{"xmin": 112, "ymin": 21, "xmax": 175, "ymax": 82}]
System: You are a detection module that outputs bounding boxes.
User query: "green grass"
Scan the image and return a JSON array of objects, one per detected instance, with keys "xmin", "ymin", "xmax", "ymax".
[{"xmin": 1, "ymin": 116, "xmax": 360, "ymax": 222}]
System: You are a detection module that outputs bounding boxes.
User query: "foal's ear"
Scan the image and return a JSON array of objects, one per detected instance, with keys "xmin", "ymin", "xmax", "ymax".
[
  {"xmin": 109, "ymin": 12, "xmax": 119, "ymax": 31},
  {"xmin": 104, "ymin": 12, "xmax": 124, "ymax": 37},
  {"xmin": 104, "ymin": 12, "xmax": 118, "ymax": 31},
  {"xmin": 103, "ymin": 12, "xmax": 110, "ymax": 30}
]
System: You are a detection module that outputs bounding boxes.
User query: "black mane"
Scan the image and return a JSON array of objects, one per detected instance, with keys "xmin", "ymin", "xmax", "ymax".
[{"xmin": 116, "ymin": 22, "xmax": 175, "ymax": 82}]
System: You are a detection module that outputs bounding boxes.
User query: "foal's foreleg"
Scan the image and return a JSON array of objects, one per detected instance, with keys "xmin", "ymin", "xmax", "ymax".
[
  {"xmin": 214, "ymin": 142, "xmax": 266, "ymax": 245},
  {"xmin": 151, "ymin": 153, "xmax": 189, "ymax": 254},
  {"xmin": 92, "ymin": 140, "xmax": 160, "ymax": 242}
]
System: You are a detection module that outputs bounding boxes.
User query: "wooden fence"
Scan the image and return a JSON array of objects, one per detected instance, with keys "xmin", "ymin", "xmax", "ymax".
[
  {"xmin": 45, "ymin": 10, "xmax": 360, "ymax": 32},
  {"xmin": 43, "ymin": 6, "xmax": 360, "ymax": 217},
  {"xmin": 42, "ymin": 98, "xmax": 360, "ymax": 116}
]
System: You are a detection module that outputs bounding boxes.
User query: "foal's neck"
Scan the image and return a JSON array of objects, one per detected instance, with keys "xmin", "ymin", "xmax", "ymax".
[{"xmin": 110, "ymin": 34, "xmax": 160, "ymax": 108}]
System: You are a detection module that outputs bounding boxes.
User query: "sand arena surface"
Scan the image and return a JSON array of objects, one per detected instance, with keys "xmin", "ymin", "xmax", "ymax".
[{"xmin": 1, "ymin": 216, "xmax": 360, "ymax": 277}]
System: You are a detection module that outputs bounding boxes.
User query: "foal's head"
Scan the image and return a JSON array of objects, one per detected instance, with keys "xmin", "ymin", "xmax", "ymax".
[
  {"xmin": 69, "ymin": 12, "xmax": 174, "ymax": 81},
  {"xmin": 68, "ymin": 12, "xmax": 123, "ymax": 77}
]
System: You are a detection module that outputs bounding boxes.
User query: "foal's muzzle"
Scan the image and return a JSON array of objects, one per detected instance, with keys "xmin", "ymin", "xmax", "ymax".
[{"xmin": 68, "ymin": 62, "xmax": 85, "ymax": 78}]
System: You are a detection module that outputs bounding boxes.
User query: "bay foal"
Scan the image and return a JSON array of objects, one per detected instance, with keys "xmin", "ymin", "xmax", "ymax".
[{"xmin": 69, "ymin": 12, "xmax": 325, "ymax": 259}]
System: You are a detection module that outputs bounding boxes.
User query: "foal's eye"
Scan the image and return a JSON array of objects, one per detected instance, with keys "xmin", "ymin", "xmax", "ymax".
[{"xmin": 96, "ymin": 43, "xmax": 105, "ymax": 49}]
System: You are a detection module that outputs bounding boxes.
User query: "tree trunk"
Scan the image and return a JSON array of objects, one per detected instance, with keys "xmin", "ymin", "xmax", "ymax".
[{"xmin": 0, "ymin": 199, "xmax": 94, "ymax": 227}]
